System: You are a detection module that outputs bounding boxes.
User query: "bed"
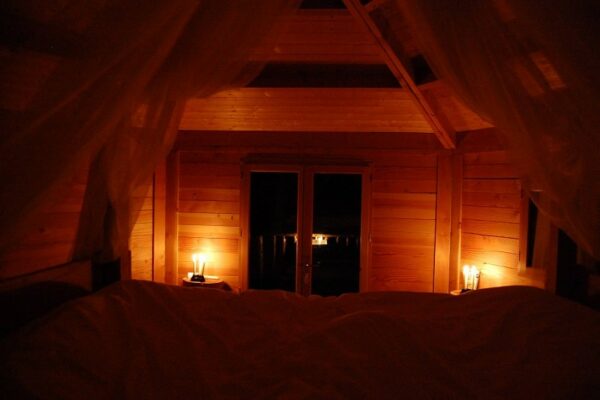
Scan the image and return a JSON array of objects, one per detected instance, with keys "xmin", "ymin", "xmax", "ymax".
[{"xmin": 1, "ymin": 279, "xmax": 599, "ymax": 399}]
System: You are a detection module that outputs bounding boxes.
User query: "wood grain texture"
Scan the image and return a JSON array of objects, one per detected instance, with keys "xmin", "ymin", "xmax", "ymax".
[
  {"xmin": 153, "ymin": 161, "xmax": 166, "ymax": 283},
  {"xmin": 177, "ymin": 154, "xmax": 241, "ymax": 283},
  {"xmin": 459, "ymin": 151, "xmax": 542, "ymax": 288},
  {"xmin": 449, "ymin": 154, "xmax": 463, "ymax": 291},
  {"xmin": 343, "ymin": 0, "xmax": 455, "ymax": 148},
  {"xmin": 174, "ymin": 133, "xmax": 439, "ymax": 293},
  {"xmin": 250, "ymin": 10, "xmax": 382, "ymax": 64},
  {"xmin": 165, "ymin": 150, "xmax": 179, "ymax": 284},
  {"xmin": 433, "ymin": 154, "xmax": 451, "ymax": 292},
  {"xmin": 0, "ymin": 170, "xmax": 86, "ymax": 280},
  {"xmin": 420, "ymin": 81, "xmax": 493, "ymax": 132},
  {"xmin": 180, "ymin": 88, "xmax": 433, "ymax": 133},
  {"xmin": 370, "ymin": 152, "xmax": 437, "ymax": 292},
  {"xmin": 130, "ymin": 183, "xmax": 153, "ymax": 281}
]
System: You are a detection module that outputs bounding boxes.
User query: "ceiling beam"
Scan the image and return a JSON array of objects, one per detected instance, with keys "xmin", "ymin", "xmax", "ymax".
[{"xmin": 343, "ymin": 0, "xmax": 456, "ymax": 149}]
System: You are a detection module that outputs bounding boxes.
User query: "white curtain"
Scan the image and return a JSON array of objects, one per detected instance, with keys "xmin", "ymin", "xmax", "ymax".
[
  {"xmin": 0, "ymin": 1, "xmax": 300, "ymax": 265},
  {"xmin": 396, "ymin": 0, "xmax": 600, "ymax": 259}
]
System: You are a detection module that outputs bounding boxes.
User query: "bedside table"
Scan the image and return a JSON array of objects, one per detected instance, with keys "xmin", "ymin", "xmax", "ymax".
[{"xmin": 182, "ymin": 277, "xmax": 225, "ymax": 289}]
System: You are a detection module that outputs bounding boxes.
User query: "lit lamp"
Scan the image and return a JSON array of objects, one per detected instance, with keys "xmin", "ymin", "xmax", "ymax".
[
  {"xmin": 191, "ymin": 253, "xmax": 207, "ymax": 282},
  {"xmin": 462, "ymin": 264, "xmax": 480, "ymax": 292}
]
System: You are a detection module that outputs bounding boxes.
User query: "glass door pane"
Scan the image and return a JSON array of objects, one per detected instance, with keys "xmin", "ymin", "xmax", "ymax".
[
  {"xmin": 311, "ymin": 173, "xmax": 361, "ymax": 296},
  {"xmin": 248, "ymin": 172, "xmax": 298, "ymax": 291}
]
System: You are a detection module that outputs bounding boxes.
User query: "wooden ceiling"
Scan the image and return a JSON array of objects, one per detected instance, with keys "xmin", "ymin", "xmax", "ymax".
[{"xmin": 180, "ymin": 0, "xmax": 493, "ymax": 148}]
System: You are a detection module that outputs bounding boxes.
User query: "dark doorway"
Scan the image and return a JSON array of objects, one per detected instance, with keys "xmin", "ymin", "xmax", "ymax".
[
  {"xmin": 248, "ymin": 172, "xmax": 298, "ymax": 291},
  {"xmin": 311, "ymin": 173, "xmax": 361, "ymax": 296}
]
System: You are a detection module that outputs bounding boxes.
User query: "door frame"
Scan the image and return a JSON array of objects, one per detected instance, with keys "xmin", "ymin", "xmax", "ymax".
[{"xmin": 240, "ymin": 161, "xmax": 371, "ymax": 294}]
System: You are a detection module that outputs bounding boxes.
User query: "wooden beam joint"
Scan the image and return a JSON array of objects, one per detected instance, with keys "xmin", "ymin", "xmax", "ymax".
[{"xmin": 343, "ymin": 0, "xmax": 456, "ymax": 149}]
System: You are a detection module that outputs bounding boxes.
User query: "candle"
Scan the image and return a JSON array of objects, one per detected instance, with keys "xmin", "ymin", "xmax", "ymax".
[
  {"xmin": 462, "ymin": 265, "xmax": 471, "ymax": 289},
  {"xmin": 472, "ymin": 266, "xmax": 480, "ymax": 290},
  {"xmin": 192, "ymin": 254, "xmax": 198, "ymax": 275},
  {"xmin": 198, "ymin": 253, "xmax": 207, "ymax": 276}
]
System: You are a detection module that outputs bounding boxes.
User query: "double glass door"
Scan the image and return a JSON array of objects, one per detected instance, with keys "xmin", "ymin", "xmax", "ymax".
[{"xmin": 244, "ymin": 166, "xmax": 366, "ymax": 296}]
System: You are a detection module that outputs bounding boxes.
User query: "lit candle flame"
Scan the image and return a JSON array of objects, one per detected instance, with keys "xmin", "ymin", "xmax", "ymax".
[
  {"xmin": 462, "ymin": 264, "xmax": 480, "ymax": 290},
  {"xmin": 192, "ymin": 252, "xmax": 207, "ymax": 276}
]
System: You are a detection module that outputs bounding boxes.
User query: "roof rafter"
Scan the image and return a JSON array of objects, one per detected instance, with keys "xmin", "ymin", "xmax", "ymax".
[{"xmin": 342, "ymin": 0, "xmax": 456, "ymax": 149}]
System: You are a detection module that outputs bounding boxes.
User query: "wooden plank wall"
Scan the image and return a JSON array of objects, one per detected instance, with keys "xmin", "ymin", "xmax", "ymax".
[
  {"xmin": 0, "ymin": 143, "xmax": 544, "ymax": 293},
  {"xmin": 173, "ymin": 135, "xmax": 439, "ymax": 292},
  {"xmin": 370, "ymin": 153, "xmax": 437, "ymax": 292},
  {"xmin": 460, "ymin": 150, "xmax": 543, "ymax": 288},
  {"xmin": 181, "ymin": 88, "xmax": 432, "ymax": 133},
  {"xmin": 177, "ymin": 151, "xmax": 243, "ymax": 288},
  {"xmin": 130, "ymin": 183, "xmax": 154, "ymax": 281},
  {"xmin": 249, "ymin": 9, "xmax": 382, "ymax": 64},
  {"xmin": 0, "ymin": 168, "xmax": 87, "ymax": 279}
]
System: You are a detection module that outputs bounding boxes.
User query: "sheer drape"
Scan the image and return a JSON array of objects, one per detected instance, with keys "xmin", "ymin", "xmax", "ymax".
[
  {"xmin": 0, "ymin": 1, "xmax": 299, "ymax": 265},
  {"xmin": 397, "ymin": 0, "xmax": 600, "ymax": 259}
]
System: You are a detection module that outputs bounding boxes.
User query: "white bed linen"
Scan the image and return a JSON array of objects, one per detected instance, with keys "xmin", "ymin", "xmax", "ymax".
[{"xmin": 1, "ymin": 281, "xmax": 599, "ymax": 399}]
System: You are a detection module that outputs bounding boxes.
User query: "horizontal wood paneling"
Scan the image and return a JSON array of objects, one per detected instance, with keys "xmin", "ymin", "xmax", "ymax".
[
  {"xmin": 130, "ymin": 183, "xmax": 153, "ymax": 281},
  {"xmin": 368, "ymin": 266, "xmax": 433, "ymax": 292},
  {"xmin": 463, "ymin": 164, "xmax": 518, "ymax": 179},
  {"xmin": 179, "ymin": 237, "xmax": 240, "ymax": 253},
  {"xmin": 177, "ymin": 155, "xmax": 241, "ymax": 285},
  {"xmin": 0, "ymin": 169, "xmax": 87, "ymax": 279},
  {"xmin": 463, "ymin": 150, "xmax": 511, "ymax": 165},
  {"xmin": 370, "ymin": 153, "xmax": 436, "ymax": 292},
  {"xmin": 180, "ymin": 88, "xmax": 433, "ymax": 133},
  {"xmin": 175, "ymin": 135, "xmax": 438, "ymax": 293},
  {"xmin": 371, "ymin": 218, "xmax": 435, "ymax": 234},
  {"xmin": 372, "ymin": 167, "xmax": 437, "ymax": 180},
  {"xmin": 372, "ymin": 179, "xmax": 437, "ymax": 194},
  {"xmin": 179, "ymin": 188, "xmax": 239, "ymax": 202},
  {"xmin": 179, "ymin": 212, "xmax": 239, "ymax": 227},
  {"xmin": 178, "ymin": 200, "xmax": 239, "ymax": 214},
  {"xmin": 462, "ymin": 206, "xmax": 520, "ymax": 224},
  {"xmin": 460, "ymin": 151, "xmax": 536, "ymax": 288},
  {"xmin": 250, "ymin": 10, "xmax": 382, "ymax": 64},
  {"xmin": 461, "ymin": 219, "xmax": 520, "ymax": 239},
  {"xmin": 462, "ymin": 192, "xmax": 521, "ymax": 208},
  {"xmin": 463, "ymin": 179, "xmax": 521, "ymax": 194},
  {"xmin": 176, "ymin": 131, "xmax": 443, "ymax": 153}
]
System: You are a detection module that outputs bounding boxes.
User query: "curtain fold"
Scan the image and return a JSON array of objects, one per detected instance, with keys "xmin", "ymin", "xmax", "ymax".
[
  {"xmin": 396, "ymin": 0, "xmax": 600, "ymax": 259},
  {"xmin": 0, "ymin": 1, "xmax": 300, "ymax": 268}
]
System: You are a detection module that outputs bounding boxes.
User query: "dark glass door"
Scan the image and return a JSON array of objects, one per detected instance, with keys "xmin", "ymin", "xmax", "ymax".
[
  {"xmin": 248, "ymin": 172, "xmax": 298, "ymax": 292},
  {"xmin": 310, "ymin": 173, "xmax": 361, "ymax": 296},
  {"xmin": 246, "ymin": 167, "xmax": 365, "ymax": 295}
]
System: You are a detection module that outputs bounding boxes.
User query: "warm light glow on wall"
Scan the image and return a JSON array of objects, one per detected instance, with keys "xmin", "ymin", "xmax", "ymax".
[{"xmin": 189, "ymin": 250, "xmax": 222, "ymax": 279}]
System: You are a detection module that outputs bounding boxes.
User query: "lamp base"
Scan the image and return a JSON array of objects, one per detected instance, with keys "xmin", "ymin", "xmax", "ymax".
[{"xmin": 191, "ymin": 274, "xmax": 205, "ymax": 282}]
